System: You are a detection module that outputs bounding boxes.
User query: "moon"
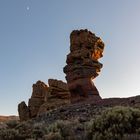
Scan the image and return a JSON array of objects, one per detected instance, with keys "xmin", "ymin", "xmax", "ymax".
[{"xmin": 27, "ymin": 6, "xmax": 30, "ymax": 11}]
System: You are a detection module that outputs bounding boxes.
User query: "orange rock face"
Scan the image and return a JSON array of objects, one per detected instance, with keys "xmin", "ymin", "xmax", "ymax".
[{"xmin": 63, "ymin": 29, "xmax": 105, "ymax": 102}]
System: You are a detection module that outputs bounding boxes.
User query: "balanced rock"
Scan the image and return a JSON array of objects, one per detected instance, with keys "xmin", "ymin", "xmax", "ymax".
[{"xmin": 63, "ymin": 29, "xmax": 105, "ymax": 102}]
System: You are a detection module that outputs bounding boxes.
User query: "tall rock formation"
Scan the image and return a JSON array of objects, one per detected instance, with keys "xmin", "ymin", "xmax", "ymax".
[
  {"xmin": 28, "ymin": 80, "xmax": 48, "ymax": 118},
  {"xmin": 18, "ymin": 80, "xmax": 48, "ymax": 121},
  {"xmin": 18, "ymin": 101, "xmax": 30, "ymax": 121},
  {"xmin": 63, "ymin": 29, "xmax": 105, "ymax": 102},
  {"xmin": 18, "ymin": 29, "xmax": 105, "ymax": 121}
]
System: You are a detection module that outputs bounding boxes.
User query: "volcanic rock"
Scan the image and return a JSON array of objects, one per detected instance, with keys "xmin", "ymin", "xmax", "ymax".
[
  {"xmin": 18, "ymin": 81, "xmax": 48, "ymax": 120},
  {"xmin": 38, "ymin": 79, "xmax": 70, "ymax": 115},
  {"xmin": 47, "ymin": 79, "xmax": 70, "ymax": 99},
  {"xmin": 28, "ymin": 80, "xmax": 48, "ymax": 118},
  {"xmin": 63, "ymin": 29, "xmax": 105, "ymax": 102},
  {"xmin": 18, "ymin": 79, "xmax": 70, "ymax": 121},
  {"xmin": 18, "ymin": 101, "xmax": 30, "ymax": 121}
]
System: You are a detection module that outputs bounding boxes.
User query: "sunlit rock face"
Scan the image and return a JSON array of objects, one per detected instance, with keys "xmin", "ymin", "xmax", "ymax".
[{"xmin": 63, "ymin": 29, "xmax": 105, "ymax": 103}]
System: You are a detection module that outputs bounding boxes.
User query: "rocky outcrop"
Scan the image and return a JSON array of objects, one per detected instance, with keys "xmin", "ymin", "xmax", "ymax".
[
  {"xmin": 18, "ymin": 79, "xmax": 70, "ymax": 121},
  {"xmin": 47, "ymin": 79, "xmax": 70, "ymax": 99},
  {"xmin": 38, "ymin": 79, "xmax": 70, "ymax": 115},
  {"xmin": 18, "ymin": 81, "xmax": 48, "ymax": 121},
  {"xmin": 18, "ymin": 101, "xmax": 30, "ymax": 121},
  {"xmin": 28, "ymin": 81, "xmax": 48, "ymax": 118},
  {"xmin": 64, "ymin": 29, "xmax": 105, "ymax": 102},
  {"xmin": 18, "ymin": 29, "xmax": 105, "ymax": 120}
]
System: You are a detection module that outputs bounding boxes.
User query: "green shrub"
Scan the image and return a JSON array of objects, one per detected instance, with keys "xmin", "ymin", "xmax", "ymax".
[
  {"xmin": 1, "ymin": 106, "xmax": 139, "ymax": 140},
  {"xmin": 43, "ymin": 132, "xmax": 62, "ymax": 140},
  {"xmin": 89, "ymin": 106, "xmax": 140, "ymax": 140},
  {"xmin": 0, "ymin": 129, "xmax": 18, "ymax": 140},
  {"xmin": 32, "ymin": 127, "xmax": 44, "ymax": 139},
  {"xmin": 45, "ymin": 120, "xmax": 85, "ymax": 140},
  {"xmin": 6, "ymin": 120, "xmax": 19, "ymax": 129},
  {"xmin": 14, "ymin": 121, "xmax": 34, "ymax": 139},
  {"xmin": 56, "ymin": 120, "xmax": 74, "ymax": 138}
]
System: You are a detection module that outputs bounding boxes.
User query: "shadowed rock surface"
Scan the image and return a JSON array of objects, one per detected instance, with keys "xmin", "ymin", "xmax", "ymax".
[
  {"xmin": 64, "ymin": 29, "xmax": 105, "ymax": 103},
  {"xmin": 18, "ymin": 79, "xmax": 70, "ymax": 121},
  {"xmin": 35, "ymin": 95, "xmax": 140, "ymax": 124},
  {"xmin": 47, "ymin": 79, "xmax": 70, "ymax": 99},
  {"xmin": 28, "ymin": 80, "xmax": 48, "ymax": 118},
  {"xmin": 18, "ymin": 101, "xmax": 30, "ymax": 121},
  {"xmin": 38, "ymin": 79, "xmax": 70, "ymax": 115},
  {"xmin": 18, "ymin": 81, "xmax": 48, "ymax": 121}
]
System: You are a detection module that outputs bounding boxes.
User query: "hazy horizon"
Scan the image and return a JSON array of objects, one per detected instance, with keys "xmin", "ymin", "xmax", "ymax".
[{"xmin": 0, "ymin": 0, "xmax": 140, "ymax": 115}]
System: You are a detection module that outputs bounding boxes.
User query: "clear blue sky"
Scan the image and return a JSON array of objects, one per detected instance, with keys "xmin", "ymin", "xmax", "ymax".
[{"xmin": 0, "ymin": 0, "xmax": 140, "ymax": 115}]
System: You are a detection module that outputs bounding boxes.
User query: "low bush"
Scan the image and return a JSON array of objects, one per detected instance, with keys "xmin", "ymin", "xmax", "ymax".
[
  {"xmin": 6, "ymin": 120, "xmax": 19, "ymax": 129},
  {"xmin": 0, "ymin": 106, "xmax": 139, "ymax": 140},
  {"xmin": 89, "ymin": 106, "xmax": 140, "ymax": 140},
  {"xmin": 0, "ymin": 129, "xmax": 18, "ymax": 140}
]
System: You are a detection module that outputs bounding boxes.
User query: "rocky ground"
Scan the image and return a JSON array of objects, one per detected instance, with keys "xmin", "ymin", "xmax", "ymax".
[
  {"xmin": 0, "ymin": 95, "xmax": 140, "ymax": 140},
  {"xmin": 35, "ymin": 95, "xmax": 140, "ymax": 124}
]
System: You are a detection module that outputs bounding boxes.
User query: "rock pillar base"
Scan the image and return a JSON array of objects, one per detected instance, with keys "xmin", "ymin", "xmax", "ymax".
[{"xmin": 68, "ymin": 78, "xmax": 101, "ymax": 103}]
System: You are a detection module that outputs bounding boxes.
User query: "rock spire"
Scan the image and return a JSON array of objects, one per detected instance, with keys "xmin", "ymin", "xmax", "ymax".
[{"xmin": 63, "ymin": 29, "xmax": 105, "ymax": 102}]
